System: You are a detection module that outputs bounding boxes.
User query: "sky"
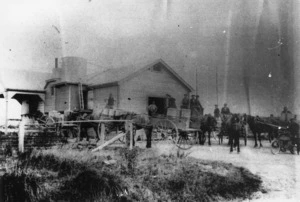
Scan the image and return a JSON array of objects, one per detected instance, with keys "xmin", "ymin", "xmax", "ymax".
[{"xmin": 0, "ymin": 0, "xmax": 298, "ymax": 121}]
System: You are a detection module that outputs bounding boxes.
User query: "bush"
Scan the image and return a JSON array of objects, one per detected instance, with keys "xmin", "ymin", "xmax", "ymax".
[
  {"xmin": 3, "ymin": 171, "xmax": 47, "ymax": 202},
  {"xmin": 3, "ymin": 148, "xmax": 263, "ymax": 202},
  {"xmin": 119, "ymin": 147, "xmax": 140, "ymax": 175},
  {"xmin": 141, "ymin": 158, "xmax": 262, "ymax": 202}
]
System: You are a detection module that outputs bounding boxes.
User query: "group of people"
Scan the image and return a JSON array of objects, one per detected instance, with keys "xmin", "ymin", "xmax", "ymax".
[
  {"xmin": 181, "ymin": 94, "xmax": 204, "ymax": 116},
  {"xmin": 213, "ymin": 103, "xmax": 230, "ymax": 121},
  {"xmin": 215, "ymin": 104, "xmax": 299, "ymax": 155}
]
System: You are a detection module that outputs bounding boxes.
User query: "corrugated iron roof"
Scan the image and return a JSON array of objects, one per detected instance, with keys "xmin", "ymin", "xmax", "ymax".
[
  {"xmin": 85, "ymin": 59, "xmax": 194, "ymax": 91},
  {"xmin": 85, "ymin": 62, "xmax": 147, "ymax": 86}
]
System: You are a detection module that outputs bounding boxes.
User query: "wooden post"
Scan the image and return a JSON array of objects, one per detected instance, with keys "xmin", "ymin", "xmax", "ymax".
[
  {"xmin": 18, "ymin": 120, "xmax": 25, "ymax": 153},
  {"xmin": 100, "ymin": 123, "xmax": 105, "ymax": 145},
  {"xmin": 129, "ymin": 122, "xmax": 133, "ymax": 150},
  {"xmin": 4, "ymin": 92, "xmax": 8, "ymax": 135}
]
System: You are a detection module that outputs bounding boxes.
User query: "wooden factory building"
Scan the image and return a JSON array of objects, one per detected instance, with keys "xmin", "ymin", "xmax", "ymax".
[
  {"xmin": 86, "ymin": 59, "xmax": 193, "ymax": 115},
  {"xmin": 43, "ymin": 57, "xmax": 193, "ymax": 116}
]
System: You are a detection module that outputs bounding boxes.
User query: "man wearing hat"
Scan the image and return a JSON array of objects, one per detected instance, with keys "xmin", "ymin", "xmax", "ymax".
[
  {"xmin": 190, "ymin": 95, "xmax": 197, "ymax": 109},
  {"xmin": 221, "ymin": 103, "xmax": 230, "ymax": 122},
  {"xmin": 190, "ymin": 95, "xmax": 197, "ymax": 118},
  {"xmin": 195, "ymin": 95, "xmax": 204, "ymax": 116},
  {"xmin": 181, "ymin": 94, "xmax": 190, "ymax": 109},
  {"xmin": 280, "ymin": 106, "xmax": 292, "ymax": 125},
  {"xmin": 221, "ymin": 103, "xmax": 230, "ymax": 115},
  {"xmin": 214, "ymin": 104, "xmax": 220, "ymax": 118}
]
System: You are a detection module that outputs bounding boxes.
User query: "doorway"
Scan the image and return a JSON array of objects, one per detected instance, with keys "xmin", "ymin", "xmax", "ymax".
[{"xmin": 148, "ymin": 97, "xmax": 166, "ymax": 115}]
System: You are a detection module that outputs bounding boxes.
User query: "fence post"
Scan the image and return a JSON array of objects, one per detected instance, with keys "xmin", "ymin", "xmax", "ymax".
[
  {"xmin": 129, "ymin": 122, "xmax": 133, "ymax": 150},
  {"xmin": 18, "ymin": 120, "xmax": 25, "ymax": 153},
  {"xmin": 100, "ymin": 123, "xmax": 105, "ymax": 146}
]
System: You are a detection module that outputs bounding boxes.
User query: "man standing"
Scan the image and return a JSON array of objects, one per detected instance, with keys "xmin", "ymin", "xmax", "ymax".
[
  {"xmin": 190, "ymin": 95, "xmax": 197, "ymax": 118},
  {"xmin": 195, "ymin": 95, "xmax": 204, "ymax": 116},
  {"xmin": 190, "ymin": 95, "xmax": 196, "ymax": 109},
  {"xmin": 221, "ymin": 103, "xmax": 230, "ymax": 121},
  {"xmin": 181, "ymin": 94, "xmax": 190, "ymax": 109},
  {"xmin": 148, "ymin": 101, "xmax": 158, "ymax": 116},
  {"xmin": 106, "ymin": 93, "xmax": 115, "ymax": 109},
  {"xmin": 281, "ymin": 106, "xmax": 292, "ymax": 123},
  {"xmin": 289, "ymin": 118, "xmax": 300, "ymax": 155},
  {"xmin": 214, "ymin": 105, "xmax": 220, "ymax": 118},
  {"xmin": 221, "ymin": 103, "xmax": 230, "ymax": 115}
]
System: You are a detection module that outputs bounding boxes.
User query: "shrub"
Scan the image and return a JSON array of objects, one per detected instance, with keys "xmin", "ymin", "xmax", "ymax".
[
  {"xmin": 119, "ymin": 147, "xmax": 140, "ymax": 175},
  {"xmin": 58, "ymin": 169, "xmax": 125, "ymax": 201},
  {"xmin": 3, "ymin": 171, "xmax": 47, "ymax": 202}
]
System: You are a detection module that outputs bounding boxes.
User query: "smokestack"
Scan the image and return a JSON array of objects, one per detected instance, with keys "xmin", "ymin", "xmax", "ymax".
[{"xmin": 55, "ymin": 58, "xmax": 58, "ymax": 68}]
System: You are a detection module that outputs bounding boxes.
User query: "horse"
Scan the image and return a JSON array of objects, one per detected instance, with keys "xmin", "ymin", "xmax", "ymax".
[
  {"xmin": 217, "ymin": 114, "xmax": 232, "ymax": 145},
  {"xmin": 247, "ymin": 115, "xmax": 274, "ymax": 147},
  {"xmin": 66, "ymin": 111, "xmax": 100, "ymax": 142},
  {"xmin": 226, "ymin": 114, "xmax": 242, "ymax": 153},
  {"xmin": 199, "ymin": 114, "xmax": 217, "ymax": 145},
  {"xmin": 128, "ymin": 113, "xmax": 153, "ymax": 148}
]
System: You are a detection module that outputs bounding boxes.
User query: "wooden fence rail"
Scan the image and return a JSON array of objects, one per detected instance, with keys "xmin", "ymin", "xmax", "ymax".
[{"xmin": 17, "ymin": 120, "xmax": 134, "ymax": 153}]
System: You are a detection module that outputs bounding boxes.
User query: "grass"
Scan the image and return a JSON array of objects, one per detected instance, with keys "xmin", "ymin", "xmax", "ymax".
[{"xmin": 2, "ymin": 145, "xmax": 263, "ymax": 202}]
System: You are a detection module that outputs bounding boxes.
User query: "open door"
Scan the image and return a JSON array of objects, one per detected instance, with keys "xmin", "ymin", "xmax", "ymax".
[{"xmin": 148, "ymin": 97, "xmax": 166, "ymax": 115}]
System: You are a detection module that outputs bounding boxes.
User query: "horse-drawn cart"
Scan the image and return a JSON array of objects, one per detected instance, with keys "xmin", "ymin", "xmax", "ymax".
[
  {"xmin": 150, "ymin": 108, "xmax": 201, "ymax": 150},
  {"xmin": 31, "ymin": 107, "xmax": 202, "ymax": 151}
]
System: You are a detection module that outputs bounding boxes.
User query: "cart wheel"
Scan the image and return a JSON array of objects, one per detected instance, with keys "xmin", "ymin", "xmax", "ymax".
[
  {"xmin": 176, "ymin": 131, "xmax": 193, "ymax": 150},
  {"xmin": 152, "ymin": 119, "xmax": 178, "ymax": 143},
  {"xmin": 290, "ymin": 145, "xmax": 297, "ymax": 154},
  {"xmin": 271, "ymin": 139, "xmax": 281, "ymax": 155}
]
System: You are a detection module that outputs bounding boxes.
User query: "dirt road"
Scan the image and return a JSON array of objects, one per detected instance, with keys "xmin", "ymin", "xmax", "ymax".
[{"xmin": 146, "ymin": 138, "xmax": 300, "ymax": 202}]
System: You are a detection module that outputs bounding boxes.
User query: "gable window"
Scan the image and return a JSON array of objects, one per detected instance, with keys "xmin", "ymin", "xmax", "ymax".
[{"xmin": 152, "ymin": 63, "xmax": 163, "ymax": 72}]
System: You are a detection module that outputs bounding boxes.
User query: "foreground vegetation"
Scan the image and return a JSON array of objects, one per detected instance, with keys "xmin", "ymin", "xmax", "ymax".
[{"xmin": 2, "ymin": 144, "xmax": 263, "ymax": 201}]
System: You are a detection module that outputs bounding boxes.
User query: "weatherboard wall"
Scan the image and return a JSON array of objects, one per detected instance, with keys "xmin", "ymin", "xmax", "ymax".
[
  {"xmin": 91, "ymin": 86, "xmax": 118, "ymax": 113},
  {"xmin": 44, "ymin": 84, "xmax": 55, "ymax": 113},
  {"xmin": 118, "ymin": 67, "xmax": 189, "ymax": 114}
]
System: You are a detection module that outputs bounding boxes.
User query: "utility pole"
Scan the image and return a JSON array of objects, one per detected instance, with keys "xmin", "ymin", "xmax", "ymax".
[
  {"xmin": 196, "ymin": 68, "xmax": 198, "ymax": 96},
  {"xmin": 216, "ymin": 65, "xmax": 219, "ymax": 106}
]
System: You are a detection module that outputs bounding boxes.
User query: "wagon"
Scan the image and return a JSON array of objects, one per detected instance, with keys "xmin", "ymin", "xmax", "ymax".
[
  {"xmin": 35, "ymin": 110, "xmax": 80, "ymax": 138},
  {"xmin": 270, "ymin": 126, "xmax": 297, "ymax": 155},
  {"xmin": 37, "ymin": 107, "xmax": 202, "ymax": 151},
  {"xmin": 150, "ymin": 108, "xmax": 201, "ymax": 150}
]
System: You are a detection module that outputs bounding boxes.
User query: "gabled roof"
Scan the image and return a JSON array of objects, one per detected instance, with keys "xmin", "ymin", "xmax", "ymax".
[
  {"xmin": 0, "ymin": 69, "xmax": 51, "ymax": 93},
  {"xmin": 85, "ymin": 59, "xmax": 193, "ymax": 92}
]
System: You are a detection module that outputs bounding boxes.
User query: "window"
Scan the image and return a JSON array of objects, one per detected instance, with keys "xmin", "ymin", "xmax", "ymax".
[
  {"xmin": 51, "ymin": 87, "xmax": 55, "ymax": 96},
  {"xmin": 152, "ymin": 63, "xmax": 163, "ymax": 72}
]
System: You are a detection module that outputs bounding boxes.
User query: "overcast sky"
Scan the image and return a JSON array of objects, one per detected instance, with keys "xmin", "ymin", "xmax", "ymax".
[{"xmin": 0, "ymin": 0, "xmax": 297, "ymax": 118}]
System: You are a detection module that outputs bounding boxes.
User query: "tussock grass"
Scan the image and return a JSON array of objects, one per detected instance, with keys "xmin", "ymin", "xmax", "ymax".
[
  {"xmin": 3, "ymin": 148, "xmax": 125, "ymax": 201},
  {"xmin": 3, "ymin": 146, "xmax": 263, "ymax": 202}
]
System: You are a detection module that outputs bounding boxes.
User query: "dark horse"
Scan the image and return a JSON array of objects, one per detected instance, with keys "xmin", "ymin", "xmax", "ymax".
[
  {"xmin": 65, "ymin": 111, "xmax": 100, "ymax": 141},
  {"xmin": 247, "ymin": 115, "xmax": 274, "ymax": 147},
  {"xmin": 226, "ymin": 114, "xmax": 242, "ymax": 153},
  {"xmin": 218, "ymin": 114, "xmax": 232, "ymax": 145},
  {"xmin": 199, "ymin": 114, "xmax": 217, "ymax": 145},
  {"xmin": 133, "ymin": 114, "xmax": 154, "ymax": 148},
  {"xmin": 76, "ymin": 110, "xmax": 136, "ymax": 142}
]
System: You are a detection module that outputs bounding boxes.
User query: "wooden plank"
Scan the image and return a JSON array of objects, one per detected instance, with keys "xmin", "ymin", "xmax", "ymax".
[
  {"xmin": 91, "ymin": 132, "xmax": 126, "ymax": 152},
  {"xmin": 56, "ymin": 120, "xmax": 130, "ymax": 123},
  {"xmin": 100, "ymin": 123, "xmax": 105, "ymax": 146}
]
